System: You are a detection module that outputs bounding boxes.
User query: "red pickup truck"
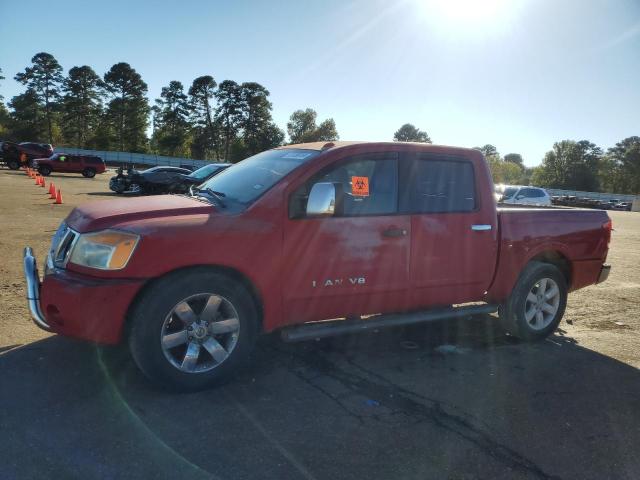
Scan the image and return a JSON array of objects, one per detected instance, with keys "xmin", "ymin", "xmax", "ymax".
[{"xmin": 23, "ymin": 142, "xmax": 612, "ymax": 391}]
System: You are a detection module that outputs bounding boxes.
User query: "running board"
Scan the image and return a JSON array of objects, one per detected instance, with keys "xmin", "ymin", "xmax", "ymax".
[{"xmin": 280, "ymin": 304, "xmax": 498, "ymax": 343}]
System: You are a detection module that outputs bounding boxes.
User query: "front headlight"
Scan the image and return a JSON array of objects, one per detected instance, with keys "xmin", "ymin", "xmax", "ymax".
[{"xmin": 69, "ymin": 230, "xmax": 140, "ymax": 270}]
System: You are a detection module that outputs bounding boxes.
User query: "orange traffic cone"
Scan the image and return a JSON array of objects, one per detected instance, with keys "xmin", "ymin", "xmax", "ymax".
[
  {"xmin": 35, "ymin": 175, "xmax": 41, "ymax": 185},
  {"xmin": 55, "ymin": 188, "xmax": 63, "ymax": 204},
  {"xmin": 40, "ymin": 177, "xmax": 46, "ymax": 188},
  {"xmin": 49, "ymin": 182, "xmax": 56, "ymax": 198}
]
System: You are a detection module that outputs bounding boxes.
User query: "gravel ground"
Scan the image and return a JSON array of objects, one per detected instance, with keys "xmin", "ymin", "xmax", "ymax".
[{"xmin": 1, "ymin": 166, "xmax": 639, "ymax": 479}]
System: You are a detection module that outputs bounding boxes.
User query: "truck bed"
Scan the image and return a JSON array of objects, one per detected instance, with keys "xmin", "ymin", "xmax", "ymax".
[{"xmin": 487, "ymin": 206, "xmax": 610, "ymax": 301}]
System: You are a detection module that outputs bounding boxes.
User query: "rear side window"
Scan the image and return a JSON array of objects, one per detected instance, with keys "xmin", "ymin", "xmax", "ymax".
[{"xmin": 406, "ymin": 158, "xmax": 476, "ymax": 213}]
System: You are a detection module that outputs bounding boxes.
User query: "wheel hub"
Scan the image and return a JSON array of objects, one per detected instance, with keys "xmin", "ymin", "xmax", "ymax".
[{"xmin": 161, "ymin": 293, "xmax": 241, "ymax": 373}]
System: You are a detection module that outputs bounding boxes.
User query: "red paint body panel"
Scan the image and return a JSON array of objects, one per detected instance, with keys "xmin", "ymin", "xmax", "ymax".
[
  {"xmin": 35, "ymin": 142, "xmax": 611, "ymax": 344},
  {"xmin": 40, "ymin": 269, "xmax": 144, "ymax": 344},
  {"xmin": 486, "ymin": 207, "xmax": 610, "ymax": 302}
]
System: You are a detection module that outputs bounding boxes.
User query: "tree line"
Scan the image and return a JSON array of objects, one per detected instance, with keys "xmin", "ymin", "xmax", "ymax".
[
  {"xmin": 1, "ymin": 54, "xmax": 637, "ymax": 193},
  {"xmin": 0, "ymin": 53, "xmax": 339, "ymax": 162}
]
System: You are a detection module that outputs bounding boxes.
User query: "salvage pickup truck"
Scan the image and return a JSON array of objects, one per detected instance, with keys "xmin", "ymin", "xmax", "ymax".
[{"xmin": 23, "ymin": 142, "xmax": 612, "ymax": 391}]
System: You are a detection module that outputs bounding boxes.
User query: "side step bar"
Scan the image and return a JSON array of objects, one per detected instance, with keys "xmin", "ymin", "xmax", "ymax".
[{"xmin": 281, "ymin": 304, "xmax": 498, "ymax": 343}]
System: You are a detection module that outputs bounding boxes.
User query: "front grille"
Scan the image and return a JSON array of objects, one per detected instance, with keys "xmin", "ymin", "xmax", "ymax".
[{"xmin": 49, "ymin": 223, "xmax": 78, "ymax": 268}]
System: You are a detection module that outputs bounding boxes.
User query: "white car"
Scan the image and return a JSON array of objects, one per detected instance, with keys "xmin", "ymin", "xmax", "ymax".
[{"xmin": 499, "ymin": 185, "xmax": 552, "ymax": 206}]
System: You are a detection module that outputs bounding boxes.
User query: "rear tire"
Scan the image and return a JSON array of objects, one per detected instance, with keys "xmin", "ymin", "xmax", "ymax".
[
  {"xmin": 7, "ymin": 160, "xmax": 20, "ymax": 170},
  {"xmin": 82, "ymin": 168, "xmax": 96, "ymax": 178},
  {"xmin": 38, "ymin": 165, "xmax": 52, "ymax": 176},
  {"xmin": 129, "ymin": 269, "xmax": 259, "ymax": 392},
  {"xmin": 499, "ymin": 261, "xmax": 567, "ymax": 341}
]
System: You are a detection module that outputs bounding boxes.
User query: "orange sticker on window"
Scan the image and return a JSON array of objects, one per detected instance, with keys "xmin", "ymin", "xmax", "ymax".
[{"xmin": 351, "ymin": 176, "xmax": 369, "ymax": 196}]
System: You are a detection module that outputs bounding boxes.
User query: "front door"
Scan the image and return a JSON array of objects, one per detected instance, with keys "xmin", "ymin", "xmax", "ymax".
[{"xmin": 282, "ymin": 152, "xmax": 411, "ymax": 324}]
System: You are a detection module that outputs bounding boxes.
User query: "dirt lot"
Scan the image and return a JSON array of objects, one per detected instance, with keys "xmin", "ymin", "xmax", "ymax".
[{"xmin": 1, "ymin": 167, "xmax": 639, "ymax": 479}]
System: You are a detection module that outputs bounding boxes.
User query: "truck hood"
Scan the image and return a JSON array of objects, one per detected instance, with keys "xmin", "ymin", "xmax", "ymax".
[{"xmin": 66, "ymin": 195, "xmax": 213, "ymax": 232}]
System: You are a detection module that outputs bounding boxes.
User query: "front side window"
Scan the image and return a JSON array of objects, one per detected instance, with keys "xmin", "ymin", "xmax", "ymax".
[
  {"xmin": 290, "ymin": 153, "xmax": 398, "ymax": 218},
  {"xmin": 406, "ymin": 158, "xmax": 476, "ymax": 213}
]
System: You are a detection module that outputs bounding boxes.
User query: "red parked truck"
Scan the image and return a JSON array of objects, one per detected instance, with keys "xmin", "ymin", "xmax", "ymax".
[{"xmin": 23, "ymin": 142, "xmax": 612, "ymax": 391}]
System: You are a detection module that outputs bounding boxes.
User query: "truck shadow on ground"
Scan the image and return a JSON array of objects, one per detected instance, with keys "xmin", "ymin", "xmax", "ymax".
[{"xmin": 2, "ymin": 317, "xmax": 639, "ymax": 480}]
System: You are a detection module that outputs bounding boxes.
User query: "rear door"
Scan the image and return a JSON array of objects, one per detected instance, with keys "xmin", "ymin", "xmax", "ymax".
[
  {"xmin": 282, "ymin": 152, "xmax": 411, "ymax": 323},
  {"xmin": 68, "ymin": 155, "xmax": 83, "ymax": 173},
  {"xmin": 403, "ymin": 154, "xmax": 498, "ymax": 307}
]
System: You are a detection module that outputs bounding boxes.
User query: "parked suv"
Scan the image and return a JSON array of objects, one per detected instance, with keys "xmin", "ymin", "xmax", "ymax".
[
  {"xmin": 499, "ymin": 185, "xmax": 552, "ymax": 206},
  {"xmin": 35, "ymin": 153, "xmax": 106, "ymax": 178}
]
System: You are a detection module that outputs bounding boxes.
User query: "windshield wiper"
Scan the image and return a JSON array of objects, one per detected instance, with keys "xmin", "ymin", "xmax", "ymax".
[{"xmin": 194, "ymin": 187, "xmax": 227, "ymax": 208}]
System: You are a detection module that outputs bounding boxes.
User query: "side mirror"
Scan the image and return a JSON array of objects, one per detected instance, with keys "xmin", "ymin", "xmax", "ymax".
[{"xmin": 306, "ymin": 182, "xmax": 338, "ymax": 217}]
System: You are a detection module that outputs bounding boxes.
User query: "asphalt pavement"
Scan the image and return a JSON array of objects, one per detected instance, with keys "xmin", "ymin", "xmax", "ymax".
[{"xmin": 2, "ymin": 316, "xmax": 639, "ymax": 480}]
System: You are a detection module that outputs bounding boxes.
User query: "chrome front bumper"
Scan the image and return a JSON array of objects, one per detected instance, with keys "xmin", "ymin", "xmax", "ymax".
[{"xmin": 23, "ymin": 247, "xmax": 52, "ymax": 331}]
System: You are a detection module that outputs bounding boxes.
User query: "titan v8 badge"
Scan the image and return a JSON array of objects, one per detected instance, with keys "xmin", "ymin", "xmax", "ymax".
[{"xmin": 312, "ymin": 277, "xmax": 366, "ymax": 287}]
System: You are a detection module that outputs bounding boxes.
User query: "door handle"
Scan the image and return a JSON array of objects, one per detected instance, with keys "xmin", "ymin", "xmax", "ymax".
[
  {"xmin": 471, "ymin": 224, "xmax": 492, "ymax": 231},
  {"xmin": 382, "ymin": 227, "xmax": 408, "ymax": 238}
]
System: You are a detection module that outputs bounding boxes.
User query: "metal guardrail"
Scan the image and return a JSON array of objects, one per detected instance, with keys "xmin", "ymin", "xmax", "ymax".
[
  {"xmin": 545, "ymin": 188, "xmax": 638, "ymax": 204},
  {"xmin": 52, "ymin": 146, "xmax": 225, "ymax": 169}
]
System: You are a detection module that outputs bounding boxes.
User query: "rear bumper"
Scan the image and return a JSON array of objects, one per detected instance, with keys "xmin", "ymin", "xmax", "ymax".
[
  {"xmin": 596, "ymin": 264, "xmax": 611, "ymax": 284},
  {"xmin": 23, "ymin": 246, "xmax": 146, "ymax": 344}
]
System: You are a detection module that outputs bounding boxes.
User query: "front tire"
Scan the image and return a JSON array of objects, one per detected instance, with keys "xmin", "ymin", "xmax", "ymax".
[
  {"xmin": 7, "ymin": 160, "xmax": 20, "ymax": 170},
  {"xmin": 499, "ymin": 261, "xmax": 567, "ymax": 341},
  {"xmin": 38, "ymin": 165, "xmax": 52, "ymax": 176},
  {"xmin": 82, "ymin": 167, "xmax": 96, "ymax": 178},
  {"xmin": 129, "ymin": 270, "xmax": 259, "ymax": 391}
]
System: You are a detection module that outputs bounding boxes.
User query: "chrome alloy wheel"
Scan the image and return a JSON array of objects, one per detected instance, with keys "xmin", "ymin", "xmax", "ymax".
[
  {"xmin": 161, "ymin": 293, "xmax": 240, "ymax": 373},
  {"xmin": 524, "ymin": 278, "xmax": 560, "ymax": 330}
]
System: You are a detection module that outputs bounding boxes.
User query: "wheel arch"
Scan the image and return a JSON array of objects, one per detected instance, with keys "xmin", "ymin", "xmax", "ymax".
[
  {"xmin": 122, "ymin": 264, "xmax": 265, "ymax": 341},
  {"xmin": 528, "ymin": 250, "xmax": 571, "ymax": 288}
]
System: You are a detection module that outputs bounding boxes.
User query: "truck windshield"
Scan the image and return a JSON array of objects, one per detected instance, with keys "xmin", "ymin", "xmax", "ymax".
[{"xmin": 198, "ymin": 149, "xmax": 320, "ymax": 206}]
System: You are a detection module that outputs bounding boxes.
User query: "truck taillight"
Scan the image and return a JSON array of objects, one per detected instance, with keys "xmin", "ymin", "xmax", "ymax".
[{"xmin": 602, "ymin": 218, "xmax": 612, "ymax": 244}]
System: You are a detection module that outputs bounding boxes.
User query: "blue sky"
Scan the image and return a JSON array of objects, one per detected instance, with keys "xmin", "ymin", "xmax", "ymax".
[{"xmin": 0, "ymin": 0, "xmax": 638, "ymax": 166}]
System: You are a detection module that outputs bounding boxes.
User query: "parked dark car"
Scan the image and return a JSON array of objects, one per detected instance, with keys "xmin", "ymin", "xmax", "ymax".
[
  {"xmin": 1, "ymin": 141, "xmax": 54, "ymax": 169},
  {"xmin": 109, "ymin": 163, "xmax": 229, "ymax": 195},
  {"xmin": 35, "ymin": 153, "xmax": 106, "ymax": 177}
]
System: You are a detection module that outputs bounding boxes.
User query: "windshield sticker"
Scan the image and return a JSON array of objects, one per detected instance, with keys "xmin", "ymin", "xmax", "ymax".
[
  {"xmin": 351, "ymin": 176, "xmax": 369, "ymax": 196},
  {"xmin": 282, "ymin": 152, "xmax": 312, "ymax": 159}
]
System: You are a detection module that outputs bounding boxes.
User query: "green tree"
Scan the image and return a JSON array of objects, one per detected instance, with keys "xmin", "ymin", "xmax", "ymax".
[
  {"xmin": 14, "ymin": 52, "xmax": 63, "ymax": 143},
  {"xmin": 393, "ymin": 123, "xmax": 431, "ymax": 143},
  {"xmin": 8, "ymin": 89, "xmax": 45, "ymax": 141},
  {"xmin": 60, "ymin": 66, "xmax": 104, "ymax": 147},
  {"xmin": 0, "ymin": 68, "xmax": 9, "ymax": 138},
  {"xmin": 238, "ymin": 82, "xmax": 284, "ymax": 156},
  {"xmin": 188, "ymin": 75, "xmax": 220, "ymax": 160},
  {"xmin": 0, "ymin": 67, "xmax": 5, "ymax": 101},
  {"xmin": 215, "ymin": 80, "xmax": 243, "ymax": 160},
  {"xmin": 532, "ymin": 140, "xmax": 601, "ymax": 191},
  {"xmin": 152, "ymin": 80, "xmax": 191, "ymax": 156},
  {"xmin": 475, "ymin": 144, "xmax": 499, "ymax": 158},
  {"xmin": 103, "ymin": 62, "xmax": 150, "ymax": 152},
  {"xmin": 287, "ymin": 108, "xmax": 338, "ymax": 143},
  {"xmin": 603, "ymin": 136, "xmax": 640, "ymax": 194},
  {"xmin": 504, "ymin": 153, "xmax": 524, "ymax": 168}
]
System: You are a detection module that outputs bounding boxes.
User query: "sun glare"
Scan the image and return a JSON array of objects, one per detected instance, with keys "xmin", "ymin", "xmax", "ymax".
[{"xmin": 414, "ymin": 0, "xmax": 519, "ymax": 35}]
